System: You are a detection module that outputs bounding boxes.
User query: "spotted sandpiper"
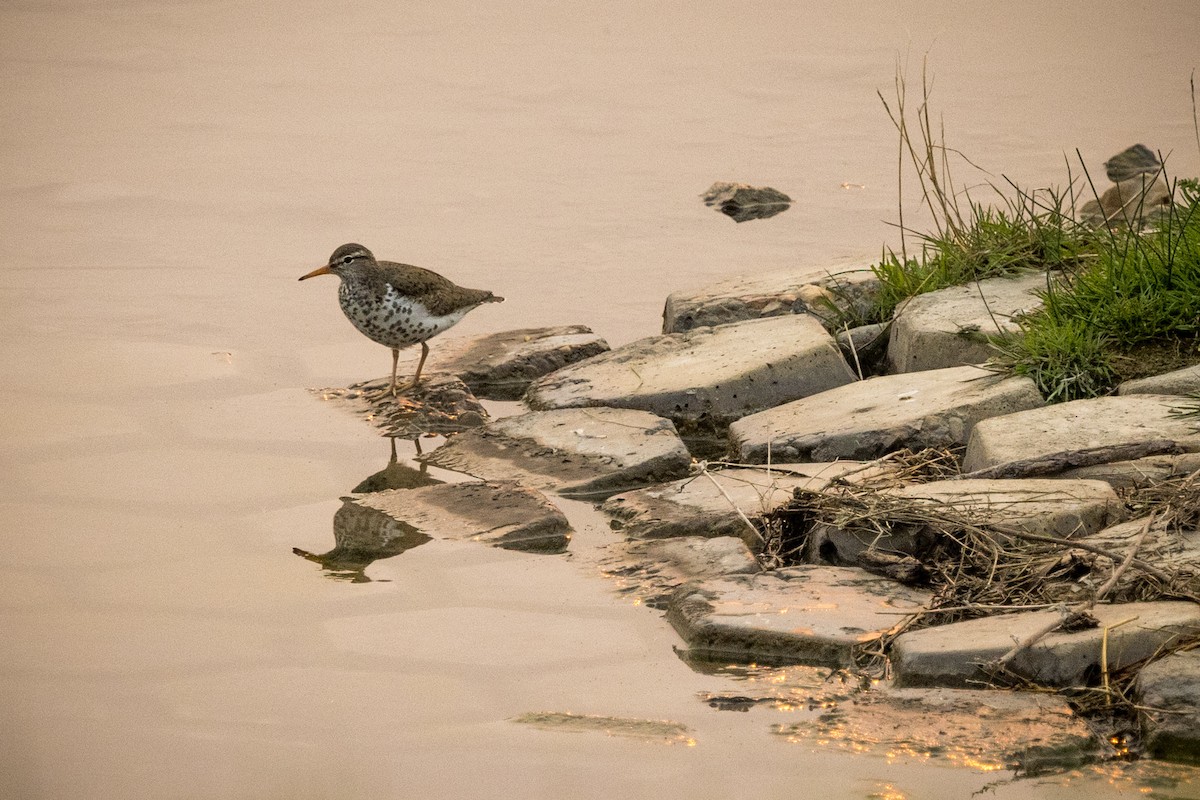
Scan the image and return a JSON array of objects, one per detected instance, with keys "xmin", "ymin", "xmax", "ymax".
[{"xmin": 299, "ymin": 243, "xmax": 503, "ymax": 396}]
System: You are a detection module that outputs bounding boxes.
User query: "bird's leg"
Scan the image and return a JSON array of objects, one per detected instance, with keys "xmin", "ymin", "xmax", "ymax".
[
  {"xmin": 390, "ymin": 342, "xmax": 430, "ymax": 396},
  {"xmin": 389, "ymin": 348, "xmax": 401, "ymax": 397}
]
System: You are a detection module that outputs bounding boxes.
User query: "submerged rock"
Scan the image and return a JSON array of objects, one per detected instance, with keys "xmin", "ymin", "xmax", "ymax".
[
  {"xmin": 891, "ymin": 601, "xmax": 1200, "ymax": 689},
  {"xmin": 353, "ymin": 480, "xmax": 572, "ymax": 553},
  {"xmin": 667, "ymin": 566, "xmax": 931, "ymax": 667},
  {"xmin": 662, "ymin": 265, "xmax": 878, "ymax": 334},
  {"xmin": 701, "ymin": 181, "xmax": 792, "ymax": 222},
  {"xmin": 526, "ymin": 315, "xmax": 857, "ymax": 436},
  {"xmin": 598, "ymin": 536, "xmax": 760, "ymax": 609},
  {"xmin": 887, "ymin": 271, "xmax": 1050, "ymax": 373},
  {"xmin": 421, "ymin": 407, "xmax": 692, "ymax": 500},
  {"xmin": 314, "ymin": 374, "xmax": 488, "ymax": 438},
  {"xmin": 729, "ymin": 365, "xmax": 1043, "ymax": 463}
]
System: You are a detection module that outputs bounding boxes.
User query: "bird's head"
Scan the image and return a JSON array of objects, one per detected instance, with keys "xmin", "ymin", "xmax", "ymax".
[{"xmin": 298, "ymin": 243, "xmax": 375, "ymax": 281}]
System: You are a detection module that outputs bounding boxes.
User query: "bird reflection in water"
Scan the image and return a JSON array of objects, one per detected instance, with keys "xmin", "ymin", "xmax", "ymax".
[{"xmin": 293, "ymin": 438, "xmax": 440, "ymax": 582}]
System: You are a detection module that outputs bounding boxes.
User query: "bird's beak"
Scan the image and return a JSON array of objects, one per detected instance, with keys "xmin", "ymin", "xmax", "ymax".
[{"xmin": 298, "ymin": 265, "xmax": 333, "ymax": 281}]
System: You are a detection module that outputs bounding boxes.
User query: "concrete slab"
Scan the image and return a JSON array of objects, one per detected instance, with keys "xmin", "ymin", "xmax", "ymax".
[
  {"xmin": 887, "ymin": 272, "xmax": 1050, "ymax": 373},
  {"xmin": 353, "ymin": 480, "xmax": 572, "ymax": 553},
  {"xmin": 661, "ymin": 265, "xmax": 878, "ymax": 334},
  {"xmin": 1136, "ymin": 650, "xmax": 1200, "ymax": 764},
  {"xmin": 421, "ymin": 407, "xmax": 692, "ymax": 500},
  {"xmin": 962, "ymin": 394, "xmax": 1200, "ymax": 474},
  {"xmin": 394, "ymin": 325, "xmax": 610, "ymax": 400},
  {"xmin": 667, "ymin": 565, "xmax": 932, "ymax": 667},
  {"xmin": 313, "ymin": 374, "xmax": 489, "ymax": 438},
  {"xmin": 601, "ymin": 461, "xmax": 886, "ymax": 544},
  {"xmin": 809, "ymin": 478, "xmax": 1121, "ymax": 567},
  {"xmin": 1118, "ymin": 364, "xmax": 1200, "ymax": 397},
  {"xmin": 891, "ymin": 601, "xmax": 1200, "ymax": 689},
  {"xmin": 525, "ymin": 315, "xmax": 858, "ymax": 433},
  {"xmin": 729, "ymin": 366, "xmax": 1043, "ymax": 463}
]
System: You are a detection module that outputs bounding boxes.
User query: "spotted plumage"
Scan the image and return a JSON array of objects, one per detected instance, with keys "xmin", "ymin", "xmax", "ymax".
[{"xmin": 300, "ymin": 243, "xmax": 503, "ymax": 396}]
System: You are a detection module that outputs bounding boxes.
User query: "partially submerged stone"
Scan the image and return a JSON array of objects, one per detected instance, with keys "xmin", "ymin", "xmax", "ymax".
[
  {"xmin": 667, "ymin": 566, "xmax": 931, "ymax": 667},
  {"xmin": 775, "ymin": 686, "xmax": 1100, "ymax": 773},
  {"xmin": 962, "ymin": 394, "xmax": 1200, "ymax": 474},
  {"xmin": 526, "ymin": 315, "xmax": 857, "ymax": 434},
  {"xmin": 1118, "ymin": 364, "xmax": 1200, "ymax": 397},
  {"xmin": 701, "ymin": 181, "xmax": 791, "ymax": 222},
  {"xmin": 395, "ymin": 325, "xmax": 610, "ymax": 400},
  {"xmin": 808, "ymin": 478, "xmax": 1120, "ymax": 568},
  {"xmin": 662, "ymin": 265, "xmax": 878, "ymax": 334},
  {"xmin": 601, "ymin": 461, "xmax": 885, "ymax": 544},
  {"xmin": 729, "ymin": 366, "xmax": 1043, "ymax": 463},
  {"xmin": 511, "ymin": 712, "xmax": 694, "ymax": 745},
  {"xmin": 887, "ymin": 272, "xmax": 1049, "ymax": 373},
  {"xmin": 314, "ymin": 374, "xmax": 488, "ymax": 437},
  {"xmin": 891, "ymin": 601, "xmax": 1200, "ymax": 689},
  {"xmin": 421, "ymin": 407, "xmax": 692, "ymax": 500},
  {"xmin": 598, "ymin": 536, "xmax": 760, "ymax": 609},
  {"xmin": 353, "ymin": 480, "xmax": 571, "ymax": 553},
  {"xmin": 1137, "ymin": 649, "xmax": 1200, "ymax": 764}
]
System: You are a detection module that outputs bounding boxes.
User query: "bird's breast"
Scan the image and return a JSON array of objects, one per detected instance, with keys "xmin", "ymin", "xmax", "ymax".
[{"xmin": 337, "ymin": 282, "xmax": 472, "ymax": 348}]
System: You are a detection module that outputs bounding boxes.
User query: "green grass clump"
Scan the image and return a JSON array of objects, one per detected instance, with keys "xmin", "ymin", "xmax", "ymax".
[{"xmin": 991, "ymin": 178, "xmax": 1200, "ymax": 400}]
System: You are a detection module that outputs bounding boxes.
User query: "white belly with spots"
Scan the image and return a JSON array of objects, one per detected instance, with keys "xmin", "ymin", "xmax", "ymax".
[{"xmin": 338, "ymin": 283, "xmax": 470, "ymax": 349}]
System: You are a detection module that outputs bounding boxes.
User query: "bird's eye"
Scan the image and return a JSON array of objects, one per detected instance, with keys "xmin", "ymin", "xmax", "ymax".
[{"xmin": 341, "ymin": 256, "xmax": 353, "ymax": 265}]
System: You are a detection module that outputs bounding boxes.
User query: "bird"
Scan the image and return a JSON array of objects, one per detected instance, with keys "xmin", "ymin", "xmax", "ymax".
[{"xmin": 299, "ymin": 243, "xmax": 503, "ymax": 397}]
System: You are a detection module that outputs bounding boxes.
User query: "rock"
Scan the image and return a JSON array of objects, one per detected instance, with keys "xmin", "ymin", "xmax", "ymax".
[
  {"xmin": 313, "ymin": 374, "xmax": 489, "ymax": 438},
  {"xmin": 601, "ymin": 461, "xmax": 888, "ymax": 544},
  {"xmin": 887, "ymin": 272, "xmax": 1050, "ymax": 373},
  {"xmin": 1057, "ymin": 452, "xmax": 1200, "ymax": 489},
  {"xmin": 961, "ymin": 394, "xmax": 1200, "ymax": 474},
  {"xmin": 662, "ymin": 265, "xmax": 879, "ymax": 334},
  {"xmin": 1137, "ymin": 649, "xmax": 1200, "ymax": 763},
  {"xmin": 394, "ymin": 325, "xmax": 610, "ymax": 400},
  {"xmin": 775, "ymin": 686, "xmax": 1101, "ymax": 773},
  {"xmin": 353, "ymin": 480, "xmax": 572, "ymax": 553},
  {"xmin": 293, "ymin": 498, "xmax": 433, "ymax": 582},
  {"xmin": 598, "ymin": 536, "xmax": 760, "ymax": 609},
  {"xmin": 836, "ymin": 322, "xmax": 889, "ymax": 377},
  {"xmin": 526, "ymin": 315, "xmax": 858, "ymax": 435},
  {"xmin": 891, "ymin": 601, "xmax": 1200, "ymax": 689},
  {"xmin": 667, "ymin": 566, "xmax": 932, "ymax": 667},
  {"xmin": 701, "ymin": 181, "xmax": 791, "ymax": 222},
  {"xmin": 729, "ymin": 366, "xmax": 1043, "ymax": 463},
  {"xmin": 808, "ymin": 478, "xmax": 1120, "ymax": 568},
  {"xmin": 1118, "ymin": 364, "xmax": 1200, "ymax": 397},
  {"xmin": 421, "ymin": 407, "xmax": 692, "ymax": 500},
  {"xmin": 1074, "ymin": 517, "xmax": 1200, "ymax": 603}
]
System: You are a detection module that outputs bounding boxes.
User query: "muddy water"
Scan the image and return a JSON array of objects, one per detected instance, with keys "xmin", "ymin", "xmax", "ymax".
[{"xmin": 3, "ymin": 2, "xmax": 1200, "ymax": 798}]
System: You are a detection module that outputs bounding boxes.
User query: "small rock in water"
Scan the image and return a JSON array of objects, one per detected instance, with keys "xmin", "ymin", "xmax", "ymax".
[{"xmin": 701, "ymin": 181, "xmax": 791, "ymax": 222}]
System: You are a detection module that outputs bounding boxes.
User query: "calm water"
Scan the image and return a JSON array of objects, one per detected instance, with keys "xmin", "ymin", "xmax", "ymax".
[{"xmin": 3, "ymin": 2, "xmax": 1200, "ymax": 798}]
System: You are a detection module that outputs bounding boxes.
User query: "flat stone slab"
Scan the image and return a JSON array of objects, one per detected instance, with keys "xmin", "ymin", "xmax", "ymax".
[
  {"xmin": 774, "ymin": 686, "xmax": 1100, "ymax": 773},
  {"xmin": 729, "ymin": 366, "xmax": 1043, "ymax": 463},
  {"xmin": 891, "ymin": 601, "xmax": 1200, "ymax": 689},
  {"xmin": 394, "ymin": 325, "xmax": 610, "ymax": 400},
  {"xmin": 1118, "ymin": 364, "xmax": 1200, "ymax": 397},
  {"xmin": 601, "ymin": 461, "xmax": 887, "ymax": 544},
  {"xmin": 598, "ymin": 536, "xmax": 760, "ymax": 610},
  {"xmin": 809, "ymin": 478, "xmax": 1121, "ymax": 567},
  {"xmin": 353, "ymin": 480, "xmax": 571, "ymax": 553},
  {"xmin": 1075, "ymin": 517, "xmax": 1200, "ymax": 602},
  {"xmin": 421, "ymin": 407, "xmax": 692, "ymax": 500},
  {"xmin": 667, "ymin": 565, "xmax": 932, "ymax": 667},
  {"xmin": 962, "ymin": 394, "xmax": 1200, "ymax": 474},
  {"xmin": 662, "ymin": 265, "xmax": 878, "ymax": 334},
  {"xmin": 525, "ymin": 315, "xmax": 857, "ymax": 432},
  {"xmin": 1136, "ymin": 649, "xmax": 1200, "ymax": 763},
  {"xmin": 887, "ymin": 272, "xmax": 1050, "ymax": 373}
]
